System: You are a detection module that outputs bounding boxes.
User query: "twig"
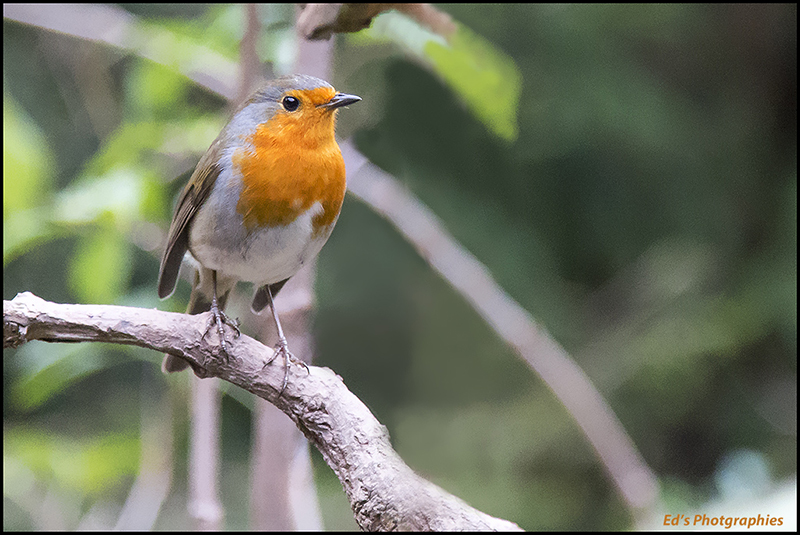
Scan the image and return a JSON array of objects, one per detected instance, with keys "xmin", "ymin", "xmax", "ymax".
[
  {"xmin": 296, "ymin": 4, "xmax": 456, "ymax": 41},
  {"xmin": 4, "ymin": 292, "xmax": 522, "ymax": 531},
  {"xmin": 3, "ymin": 3, "xmax": 238, "ymax": 100}
]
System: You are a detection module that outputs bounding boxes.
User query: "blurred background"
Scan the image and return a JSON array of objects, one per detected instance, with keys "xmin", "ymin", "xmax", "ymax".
[{"xmin": 3, "ymin": 4, "xmax": 796, "ymax": 530}]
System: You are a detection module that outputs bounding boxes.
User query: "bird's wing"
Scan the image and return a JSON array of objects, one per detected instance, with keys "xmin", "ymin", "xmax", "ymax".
[{"xmin": 157, "ymin": 150, "xmax": 221, "ymax": 299}]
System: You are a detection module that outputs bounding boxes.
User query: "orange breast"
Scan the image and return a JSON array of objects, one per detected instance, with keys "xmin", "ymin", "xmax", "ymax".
[{"xmin": 233, "ymin": 100, "xmax": 346, "ymax": 237}]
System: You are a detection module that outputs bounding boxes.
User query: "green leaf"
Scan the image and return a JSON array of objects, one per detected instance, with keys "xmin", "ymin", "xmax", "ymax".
[
  {"xmin": 10, "ymin": 343, "xmax": 110, "ymax": 411},
  {"xmin": 425, "ymin": 26, "xmax": 522, "ymax": 141},
  {"xmin": 3, "ymin": 94, "xmax": 57, "ymax": 263},
  {"xmin": 357, "ymin": 11, "xmax": 522, "ymax": 141},
  {"xmin": 54, "ymin": 168, "xmax": 148, "ymax": 226},
  {"xmin": 2, "ymin": 94, "xmax": 54, "ymax": 214},
  {"xmin": 4, "ymin": 428, "xmax": 139, "ymax": 494},
  {"xmin": 3, "ymin": 208, "xmax": 59, "ymax": 265}
]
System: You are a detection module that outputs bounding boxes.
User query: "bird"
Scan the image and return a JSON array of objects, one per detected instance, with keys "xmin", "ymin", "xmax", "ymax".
[{"xmin": 158, "ymin": 74, "xmax": 360, "ymax": 391}]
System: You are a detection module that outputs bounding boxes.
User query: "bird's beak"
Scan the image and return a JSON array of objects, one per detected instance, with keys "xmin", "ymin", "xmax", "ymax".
[{"xmin": 319, "ymin": 92, "xmax": 361, "ymax": 110}]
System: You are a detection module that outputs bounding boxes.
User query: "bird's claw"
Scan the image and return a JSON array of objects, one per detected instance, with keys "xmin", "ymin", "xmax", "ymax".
[
  {"xmin": 202, "ymin": 307, "xmax": 240, "ymax": 362},
  {"xmin": 262, "ymin": 338, "xmax": 307, "ymax": 396}
]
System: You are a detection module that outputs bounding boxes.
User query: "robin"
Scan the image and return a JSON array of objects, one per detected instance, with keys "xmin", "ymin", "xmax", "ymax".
[{"xmin": 158, "ymin": 74, "xmax": 361, "ymax": 390}]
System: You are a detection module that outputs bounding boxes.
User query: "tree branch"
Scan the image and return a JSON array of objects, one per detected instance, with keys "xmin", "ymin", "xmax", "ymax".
[
  {"xmin": 4, "ymin": 292, "xmax": 521, "ymax": 531},
  {"xmin": 296, "ymin": 3, "xmax": 457, "ymax": 41}
]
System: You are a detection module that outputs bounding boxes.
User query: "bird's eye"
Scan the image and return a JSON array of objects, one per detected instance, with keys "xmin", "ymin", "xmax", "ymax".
[{"xmin": 282, "ymin": 96, "xmax": 300, "ymax": 112}]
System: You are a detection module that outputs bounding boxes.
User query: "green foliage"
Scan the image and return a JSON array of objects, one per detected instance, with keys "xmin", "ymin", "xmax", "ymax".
[
  {"xmin": 425, "ymin": 26, "xmax": 522, "ymax": 141},
  {"xmin": 127, "ymin": 6, "xmax": 241, "ymax": 86},
  {"xmin": 125, "ymin": 62, "xmax": 191, "ymax": 120},
  {"xmin": 354, "ymin": 11, "xmax": 522, "ymax": 141},
  {"xmin": 68, "ymin": 220, "xmax": 132, "ymax": 304},
  {"xmin": 2, "ymin": 95, "xmax": 53, "ymax": 213},
  {"xmin": 3, "ymin": 94, "xmax": 55, "ymax": 264},
  {"xmin": 4, "ymin": 428, "xmax": 139, "ymax": 494},
  {"xmin": 10, "ymin": 344, "xmax": 113, "ymax": 411}
]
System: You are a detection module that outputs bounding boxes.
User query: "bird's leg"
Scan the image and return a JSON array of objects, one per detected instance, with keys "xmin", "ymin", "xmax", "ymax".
[
  {"xmin": 203, "ymin": 271, "xmax": 240, "ymax": 361},
  {"xmin": 261, "ymin": 285, "xmax": 307, "ymax": 395}
]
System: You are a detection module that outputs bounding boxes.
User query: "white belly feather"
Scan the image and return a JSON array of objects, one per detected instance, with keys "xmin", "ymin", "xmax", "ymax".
[{"xmin": 189, "ymin": 197, "xmax": 333, "ymax": 286}]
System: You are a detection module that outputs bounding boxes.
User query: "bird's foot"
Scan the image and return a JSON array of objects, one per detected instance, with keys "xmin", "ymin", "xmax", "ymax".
[
  {"xmin": 202, "ymin": 303, "xmax": 240, "ymax": 362},
  {"xmin": 262, "ymin": 337, "xmax": 308, "ymax": 396}
]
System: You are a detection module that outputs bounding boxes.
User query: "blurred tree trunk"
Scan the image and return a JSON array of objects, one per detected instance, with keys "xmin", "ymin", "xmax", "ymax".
[{"xmin": 248, "ymin": 7, "xmax": 331, "ymax": 530}]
